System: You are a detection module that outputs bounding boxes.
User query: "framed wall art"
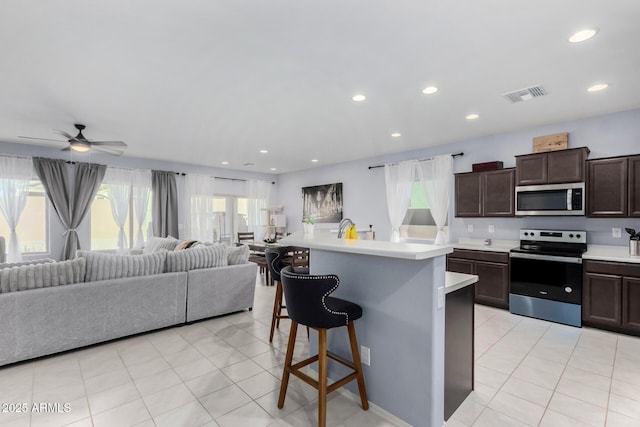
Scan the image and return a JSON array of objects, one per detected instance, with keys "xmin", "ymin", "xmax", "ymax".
[{"xmin": 302, "ymin": 183, "xmax": 343, "ymax": 223}]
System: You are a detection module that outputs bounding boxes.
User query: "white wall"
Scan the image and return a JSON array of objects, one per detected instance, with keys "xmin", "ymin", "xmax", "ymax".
[
  {"xmin": 0, "ymin": 141, "xmax": 277, "ymax": 260},
  {"xmin": 275, "ymin": 108, "xmax": 640, "ymax": 245}
]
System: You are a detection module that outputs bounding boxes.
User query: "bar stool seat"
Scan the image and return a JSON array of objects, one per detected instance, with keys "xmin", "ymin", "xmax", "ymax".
[{"xmin": 278, "ymin": 265, "xmax": 368, "ymax": 427}]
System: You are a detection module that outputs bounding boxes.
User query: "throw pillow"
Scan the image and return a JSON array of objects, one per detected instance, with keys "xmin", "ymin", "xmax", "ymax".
[
  {"xmin": 143, "ymin": 236, "xmax": 179, "ymax": 254},
  {"xmin": 227, "ymin": 244, "xmax": 250, "ymax": 265},
  {"xmin": 0, "ymin": 257, "xmax": 86, "ymax": 293},
  {"xmin": 175, "ymin": 240, "xmax": 198, "ymax": 251},
  {"xmin": 77, "ymin": 250, "xmax": 167, "ymax": 282},
  {"xmin": 165, "ymin": 244, "xmax": 228, "ymax": 272}
]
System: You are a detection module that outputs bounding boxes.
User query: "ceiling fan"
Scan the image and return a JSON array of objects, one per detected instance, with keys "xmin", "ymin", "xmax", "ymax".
[{"xmin": 19, "ymin": 124, "xmax": 127, "ymax": 156}]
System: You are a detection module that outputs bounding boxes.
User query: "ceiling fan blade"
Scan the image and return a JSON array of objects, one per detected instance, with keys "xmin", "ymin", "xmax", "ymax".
[
  {"xmin": 89, "ymin": 141, "xmax": 127, "ymax": 147},
  {"xmin": 61, "ymin": 146, "xmax": 71, "ymax": 151},
  {"xmin": 54, "ymin": 129, "xmax": 77, "ymax": 141},
  {"xmin": 18, "ymin": 136, "xmax": 67, "ymax": 143},
  {"xmin": 93, "ymin": 146, "xmax": 124, "ymax": 156}
]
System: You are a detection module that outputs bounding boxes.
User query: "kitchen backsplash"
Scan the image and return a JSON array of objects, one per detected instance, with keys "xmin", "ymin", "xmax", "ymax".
[{"xmin": 451, "ymin": 216, "xmax": 640, "ymax": 246}]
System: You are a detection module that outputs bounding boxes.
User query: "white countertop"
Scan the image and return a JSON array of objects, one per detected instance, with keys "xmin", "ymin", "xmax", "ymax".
[
  {"xmin": 583, "ymin": 244, "xmax": 640, "ymax": 264},
  {"xmin": 278, "ymin": 231, "xmax": 452, "ymax": 260},
  {"xmin": 445, "ymin": 271, "xmax": 478, "ymax": 294},
  {"xmin": 450, "ymin": 238, "xmax": 519, "ymax": 253}
]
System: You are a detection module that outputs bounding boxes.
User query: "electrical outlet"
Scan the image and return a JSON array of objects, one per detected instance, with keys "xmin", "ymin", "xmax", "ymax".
[
  {"xmin": 613, "ymin": 227, "xmax": 622, "ymax": 238},
  {"xmin": 467, "ymin": 224, "xmax": 474, "ymax": 232},
  {"xmin": 488, "ymin": 225, "xmax": 495, "ymax": 233},
  {"xmin": 437, "ymin": 286, "xmax": 445, "ymax": 309},
  {"xmin": 360, "ymin": 345, "xmax": 370, "ymax": 366}
]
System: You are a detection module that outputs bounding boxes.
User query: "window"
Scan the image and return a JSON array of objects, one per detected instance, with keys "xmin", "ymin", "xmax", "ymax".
[
  {"xmin": 0, "ymin": 180, "xmax": 48, "ymax": 254},
  {"xmin": 210, "ymin": 195, "xmax": 249, "ymax": 244},
  {"xmin": 90, "ymin": 184, "xmax": 152, "ymax": 251},
  {"xmin": 400, "ymin": 181, "xmax": 447, "ymax": 240}
]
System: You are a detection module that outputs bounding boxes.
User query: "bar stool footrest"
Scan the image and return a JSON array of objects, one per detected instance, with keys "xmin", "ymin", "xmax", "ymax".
[{"xmin": 287, "ymin": 352, "xmax": 361, "ymax": 396}]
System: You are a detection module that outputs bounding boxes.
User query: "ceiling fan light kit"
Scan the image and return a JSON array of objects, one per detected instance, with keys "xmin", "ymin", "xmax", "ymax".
[{"xmin": 19, "ymin": 123, "xmax": 127, "ymax": 156}]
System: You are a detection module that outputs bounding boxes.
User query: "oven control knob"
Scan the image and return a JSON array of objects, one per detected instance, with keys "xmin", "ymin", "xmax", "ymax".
[
  {"xmin": 524, "ymin": 232, "xmax": 529, "ymax": 236},
  {"xmin": 569, "ymin": 234, "xmax": 574, "ymax": 238},
  {"xmin": 565, "ymin": 287, "xmax": 573, "ymax": 293},
  {"xmin": 576, "ymin": 234, "xmax": 581, "ymax": 239}
]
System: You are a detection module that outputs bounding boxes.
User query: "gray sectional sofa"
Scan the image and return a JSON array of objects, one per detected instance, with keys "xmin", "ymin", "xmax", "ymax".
[{"xmin": 0, "ymin": 241, "xmax": 257, "ymax": 367}]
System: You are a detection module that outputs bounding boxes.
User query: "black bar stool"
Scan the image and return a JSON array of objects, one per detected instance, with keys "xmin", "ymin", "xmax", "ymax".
[
  {"xmin": 278, "ymin": 265, "xmax": 368, "ymax": 427},
  {"xmin": 265, "ymin": 247, "xmax": 291, "ymax": 342}
]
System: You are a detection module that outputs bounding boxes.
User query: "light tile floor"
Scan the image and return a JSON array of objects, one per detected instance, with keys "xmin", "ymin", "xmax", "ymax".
[
  {"xmin": 2, "ymin": 276, "xmax": 640, "ymax": 427},
  {"xmin": 450, "ymin": 304, "xmax": 640, "ymax": 427},
  {"xmin": 0, "ymin": 276, "xmax": 393, "ymax": 427}
]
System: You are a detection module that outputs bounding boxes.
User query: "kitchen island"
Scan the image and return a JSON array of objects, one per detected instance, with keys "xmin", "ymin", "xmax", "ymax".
[{"xmin": 278, "ymin": 231, "xmax": 454, "ymax": 427}]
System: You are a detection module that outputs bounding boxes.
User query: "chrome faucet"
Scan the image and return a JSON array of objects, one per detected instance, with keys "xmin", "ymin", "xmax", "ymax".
[{"xmin": 337, "ymin": 218, "xmax": 354, "ymax": 238}]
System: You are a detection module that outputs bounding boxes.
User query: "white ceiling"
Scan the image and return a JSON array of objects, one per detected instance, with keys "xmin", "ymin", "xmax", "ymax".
[{"xmin": 1, "ymin": 0, "xmax": 639, "ymax": 174}]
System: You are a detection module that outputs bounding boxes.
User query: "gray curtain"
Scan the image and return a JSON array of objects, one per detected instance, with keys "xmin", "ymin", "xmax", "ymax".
[
  {"xmin": 152, "ymin": 170, "xmax": 178, "ymax": 238},
  {"xmin": 33, "ymin": 158, "xmax": 106, "ymax": 260}
]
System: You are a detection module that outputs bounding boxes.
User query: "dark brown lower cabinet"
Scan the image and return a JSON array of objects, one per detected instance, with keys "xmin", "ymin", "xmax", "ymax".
[
  {"xmin": 474, "ymin": 261, "xmax": 509, "ymax": 307},
  {"xmin": 583, "ymin": 260, "xmax": 640, "ymax": 336},
  {"xmin": 583, "ymin": 273, "xmax": 622, "ymax": 326},
  {"xmin": 444, "ymin": 284, "xmax": 474, "ymax": 421},
  {"xmin": 623, "ymin": 277, "xmax": 640, "ymax": 330},
  {"xmin": 447, "ymin": 249, "xmax": 510, "ymax": 309}
]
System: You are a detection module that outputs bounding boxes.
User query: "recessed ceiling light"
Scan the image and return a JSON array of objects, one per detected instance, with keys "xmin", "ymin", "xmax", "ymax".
[
  {"xmin": 259, "ymin": 149, "xmax": 268, "ymax": 154},
  {"xmin": 221, "ymin": 161, "xmax": 229, "ymax": 165},
  {"xmin": 465, "ymin": 114, "xmax": 479, "ymax": 120},
  {"xmin": 569, "ymin": 28, "xmax": 599, "ymax": 43},
  {"xmin": 270, "ymin": 167, "xmax": 277, "ymax": 171},
  {"xmin": 422, "ymin": 86, "xmax": 438, "ymax": 95},
  {"xmin": 587, "ymin": 83, "xmax": 609, "ymax": 92},
  {"xmin": 311, "ymin": 159, "xmax": 319, "ymax": 163},
  {"xmin": 391, "ymin": 132, "xmax": 402, "ymax": 138},
  {"xmin": 352, "ymin": 94, "xmax": 366, "ymax": 102}
]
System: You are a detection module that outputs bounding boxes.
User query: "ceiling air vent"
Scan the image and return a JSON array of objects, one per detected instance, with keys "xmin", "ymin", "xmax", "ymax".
[{"xmin": 503, "ymin": 85, "xmax": 547, "ymax": 104}]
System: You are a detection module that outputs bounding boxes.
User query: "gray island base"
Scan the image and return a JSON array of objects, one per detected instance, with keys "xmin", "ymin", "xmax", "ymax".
[{"xmin": 279, "ymin": 232, "xmax": 453, "ymax": 427}]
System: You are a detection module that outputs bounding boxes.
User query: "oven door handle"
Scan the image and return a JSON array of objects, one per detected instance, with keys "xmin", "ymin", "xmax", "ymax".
[{"xmin": 510, "ymin": 252, "xmax": 582, "ymax": 264}]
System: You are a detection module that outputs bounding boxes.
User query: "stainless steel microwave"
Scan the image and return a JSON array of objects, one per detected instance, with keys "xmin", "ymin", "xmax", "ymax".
[{"xmin": 515, "ymin": 182, "xmax": 585, "ymax": 216}]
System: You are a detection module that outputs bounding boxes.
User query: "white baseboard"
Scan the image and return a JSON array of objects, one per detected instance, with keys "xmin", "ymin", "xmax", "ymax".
[{"xmin": 334, "ymin": 387, "xmax": 413, "ymax": 427}]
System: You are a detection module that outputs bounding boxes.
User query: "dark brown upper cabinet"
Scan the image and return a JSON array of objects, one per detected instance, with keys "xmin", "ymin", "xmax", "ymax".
[
  {"xmin": 455, "ymin": 172, "xmax": 482, "ymax": 217},
  {"xmin": 587, "ymin": 154, "xmax": 640, "ymax": 218},
  {"xmin": 587, "ymin": 157, "xmax": 628, "ymax": 217},
  {"xmin": 629, "ymin": 155, "xmax": 640, "ymax": 217},
  {"xmin": 455, "ymin": 168, "xmax": 515, "ymax": 217},
  {"xmin": 483, "ymin": 169, "xmax": 516, "ymax": 216},
  {"xmin": 516, "ymin": 147, "xmax": 589, "ymax": 186}
]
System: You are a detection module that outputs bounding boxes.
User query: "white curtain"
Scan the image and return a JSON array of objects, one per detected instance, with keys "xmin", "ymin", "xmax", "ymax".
[
  {"xmin": 384, "ymin": 160, "xmax": 415, "ymax": 242},
  {"xmin": 184, "ymin": 174, "xmax": 215, "ymax": 241},
  {"xmin": 246, "ymin": 180, "xmax": 271, "ymax": 240},
  {"xmin": 416, "ymin": 155, "xmax": 453, "ymax": 245},
  {"xmin": 132, "ymin": 170, "xmax": 152, "ymax": 248},
  {"xmin": 0, "ymin": 156, "xmax": 33, "ymax": 262},
  {"xmin": 104, "ymin": 168, "xmax": 134, "ymax": 254}
]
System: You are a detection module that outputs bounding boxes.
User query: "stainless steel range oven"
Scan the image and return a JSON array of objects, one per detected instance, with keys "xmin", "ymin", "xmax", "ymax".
[{"xmin": 509, "ymin": 229, "xmax": 587, "ymax": 327}]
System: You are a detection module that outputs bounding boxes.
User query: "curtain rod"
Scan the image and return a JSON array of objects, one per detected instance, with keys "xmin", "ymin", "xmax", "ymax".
[
  {"xmin": 157, "ymin": 170, "xmax": 276, "ymax": 185},
  {"xmin": 368, "ymin": 152, "xmax": 464, "ymax": 170},
  {"xmin": 60, "ymin": 162, "xmax": 275, "ymax": 184}
]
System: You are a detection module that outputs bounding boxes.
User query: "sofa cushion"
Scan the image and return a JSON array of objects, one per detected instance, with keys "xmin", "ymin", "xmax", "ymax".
[
  {"xmin": 0, "ymin": 257, "xmax": 86, "ymax": 293},
  {"xmin": 165, "ymin": 244, "xmax": 228, "ymax": 272},
  {"xmin": 227, "ymin": 244, "xmax": 250, "ymax": 265},
  {"xmin": 0, "ymin": 258, "xmax": 55, "ymax": 269},
  {"xmin": 77, "ymin": 250, "xmax": 167, "ymax": 282},
  {"xmin": 143, "ymin": 236, "xmax": 179, "ymax": 254}
]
